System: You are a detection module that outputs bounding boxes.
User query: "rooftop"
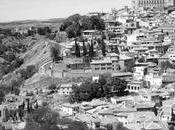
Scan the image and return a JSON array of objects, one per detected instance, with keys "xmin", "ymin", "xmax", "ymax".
[
  {"xmin": 82, "ymin": 30, "xmax": 98, "ymax": 33},
  {"xmin": 91, "ymin": 58, "xmax": 112, "ymax": 64}
]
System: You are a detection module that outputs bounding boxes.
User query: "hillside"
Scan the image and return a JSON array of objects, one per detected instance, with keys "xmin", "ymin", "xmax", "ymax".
[
  {"xmin": 0, "ymin": 18, "xmax": 64, "ymax": 29},
  {"xmin": 22, "ymin": 39, "xmax": 60, "ymax": 67}
]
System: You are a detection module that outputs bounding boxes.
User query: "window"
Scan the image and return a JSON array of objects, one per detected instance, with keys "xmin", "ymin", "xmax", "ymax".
[
  {"xmin": 95, "ymin": 68, "xmax": 100, "ymax": 70},
  {"xmin": 101, "ymin": 68, "xmax": 106, "ymax": 70},
  {"xmin": 128, "ymin": 86, "xmax": 130, "ymax": 89}
]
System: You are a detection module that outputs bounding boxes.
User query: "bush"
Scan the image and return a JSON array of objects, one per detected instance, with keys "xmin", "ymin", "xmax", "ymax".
[
  {"xmin": 20, "ymin": 65, "xmax": 37, "ymax": 80},
  {"xmin": 60, "ymin": 14, "xmax": 105, "ymax": 38},
  {"xmin": 50, "ymin": 46, "xmax": 61, "ymax": 62},
  {"xmin": 70, "ymin": 75, "xmax": 128, "ymax": 103},
  {"xmin": 24, "ymin": 106, "xmax": 88, "ymax": 130}
]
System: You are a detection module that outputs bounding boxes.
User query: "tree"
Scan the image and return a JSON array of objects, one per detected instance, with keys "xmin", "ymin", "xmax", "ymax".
[
  {"xmin": 20, "ymin": 65, "xmax": 37, "ymax": 80},
  {"xmin": 0, "ymin": 90, "xmax": 5, "ymax": 104},
  {"xmin": 24, "ymin": 106, "xmax": 88, "ymax": 130},
  {"xmin": 89, "ymin": 41, "xmax": 94, "ymax": 58},
  {"xmin": 54, "ymin": 32, "xmax": 67, "ymax": 43},
  {"xmin": 138, "ymin": 56, "xmax": 145, "ymax": 63},
  {"xmin": 48, "ymin": 84, "xmax": 57, "ymax": 94},
  {"xmin": 70, "ymin": 75, "xmax": 128, "ymax": 103},
  {"xmin": 60, "ymin": 14, "xmax": 105, "ymax": 38},
  {"xmin": 66, "ymin": 23, "xmax": 81, "ymax": 38},
  {"xmin": 37, "ymin": 27, "xmax": 51, "ymax": 36},
  {"xmin": 90, "ymin": 16, "xmax": 105, "ymax": 30},
  {"xmin": 50, "ymin": 46, "xmax": 61, "ymax": 62},
  {"xmin": 101, "ymin": 39, "xmax": 106, "ymax": 56},
  {"xmin": 10, "ymin": 80, "xmax": 21, "ymax": 95},
  {"xmin": 108, "ymin": 77, "xmax": 128, "ymax": 96},
  {"xmin": 83, "ymin": 41, "xmax": 87, "ymax": 56},
  {"xmin": 4, "ymin": 52, "xmax": 16, "ymax": 62},
  {"xmin": 80, "ymin": 16, "xmax": 92, "ymax": 30},
  {"xmin": 106, "ymin": 124, "xmax": 113, "ymax": 130},
  {"xmin": 125, "ymin": 59, "xmax": 135, "ymax": 72},
  {"xmin": 107, "ymin": 32, "xmax": 117, "ymax": 40},
  {"xmin": 75, "ymin": 39, "xmax": 81, "ymax": 57},
  {"xmin": 60, "ymin": 14, "xmax": 81, "ymax": 32},
  {"xmin": 24, "ymin": 107, "xmax": 60, "ymax": 130},
  {"xmin": 159, "ymin": 61, "xmax": 175, "ymax": 74}
]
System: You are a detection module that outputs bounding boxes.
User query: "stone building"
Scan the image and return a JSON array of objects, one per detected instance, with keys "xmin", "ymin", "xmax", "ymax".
[{"xmin": 132, "ymin": 0, "xmax": 175, "ymax": 9}]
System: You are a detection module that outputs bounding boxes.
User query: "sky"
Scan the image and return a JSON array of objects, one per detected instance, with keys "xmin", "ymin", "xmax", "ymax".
[{"xmin": 0, "ymin": 0, "xmax": 130, "ymax": 22}]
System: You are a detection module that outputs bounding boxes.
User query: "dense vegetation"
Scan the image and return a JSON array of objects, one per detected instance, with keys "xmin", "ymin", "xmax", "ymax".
[
  {"xmin": 24, "ymin": 106, "xmax": 88, "ymax": 130},
  {"xmin": 0, "ymin": 35, "xmax": 26, "ymax": 76},
  {"xmin": 0, "ymin": 65, "xmax": 38, "ymax": 104},
  {"xmin": 159, "ymin": 60, "xmax": 175, "ymax": 74},
  {"xmin": 70, "ymin": 75, "xmax": 128, "ymax": 103},
  {"xmin": 60, "ymin": 14, "xmax": 105, "ymax": 38},
  {"xmin": 50, "ymin": 45, "xmax": 62, "ymax": 62}
]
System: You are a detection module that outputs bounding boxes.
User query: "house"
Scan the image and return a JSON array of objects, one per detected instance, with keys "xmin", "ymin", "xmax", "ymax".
[
  {"xmin": 145, "ymin": 49, "xmax": 160, "ymax": 59},
  {"xmin": 66, "ymin": 58, "xmax": 86, "ymax": 70},
  {"xmin": 82, "ymin": 30, "xmax": 102, "ymax": 40},
  {"xmin": 116, "ymin": 111, "xmax": 162, "ymax": 130},
  {"xmin": 160, "ymin": 106, "xmax": 172, "ymax": 122},
  {"xmin": 118, "ymin": 54, "xmax": 134, "ymax": 71},
  {"xmin": 61, "ymin": 103, "xmax": 79, "ymax": 116},
  {"xmin": 104, "ymin": 20, "xmax": 122, "ymax": 31},
  {"xmin": 133, "ymin": 66, "xmax": 147, "ymax": 81},
  {"xmin": 125, "ymin": 21, "xmax": 140, "ymax": 34},
  {"xmin": 162, "ymin": 68, "xmax": 175, "ymax": 83},
  {"xmin": 127, "ymin": 80, "xmax": 143, "ymax": 93},
  {"xmin": 58, "ymin": 83, "xmax": 73, "ymax": 95},
  {"xmin": 160, "ymin": 99, "xmax": 175, "ymax": 122},
  {"xmin": 167, "ymin": 52, "xmax": 175, "ymax": 62},
  {"xmin": 145, "ymin": 69, "xmax": 162, "ymax": 89},
  {"xmin": 135, "ymin": 101, "xmax": 155, "ymax": 111},
  {"xmin": 75, "ymin": 113, "xmax": 101, "ymax": 129},
  {"xmin": 92, "ymin": 75, "xmax": 100, "ymax": 82},
  {"xmin": 110, "ymin": 96, "xmax": 134, "ymax": 105},
  {"xmin": 157, "ymin": 24, "xmax": 175, "ymax": 34},
  {"xmin": 133, "ymin": 0, "xmax": 175, "ymax": 9},
  {"xmin": 90, "ymin": 58, "xmax": 113, "ymax": 73},
  {"xmin": 90, "ymin": 56, "xmax": 120, "ymax": 73}
]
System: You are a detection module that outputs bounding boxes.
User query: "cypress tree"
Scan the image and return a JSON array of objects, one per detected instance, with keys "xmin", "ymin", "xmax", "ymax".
[
  {"xmin": 83, "ymin": 41, "xmax": 87, "ymax": 56},
  {"xmin": 101, "ymin": 39, "xmax": 106, "ymax": 56},
  {"xmin": 75, "ymin": 39, "xmax": 80, "ymax": 57},
  {"xmin": 89, "ymin": 40, "xmax": 94, "ymax": 58}
]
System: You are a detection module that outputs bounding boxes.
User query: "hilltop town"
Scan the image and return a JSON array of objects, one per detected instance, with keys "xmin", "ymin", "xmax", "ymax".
[{"xmin": 1, "ymin": 1, "xmax": 175, "ymax": 130}]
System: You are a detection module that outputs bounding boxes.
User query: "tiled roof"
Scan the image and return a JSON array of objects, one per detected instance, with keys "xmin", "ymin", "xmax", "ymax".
[
  {"xmin": 75, "ymin": 113, "xmax": 100, "ymax": 123},
  {"xmin": 145, "ymin": 122, "xmax": 162, "ymax": 130}
]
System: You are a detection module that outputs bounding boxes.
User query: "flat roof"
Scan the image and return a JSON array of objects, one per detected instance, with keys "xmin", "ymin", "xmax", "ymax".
[
  {"xmin": 91, "ymin": 58, "xmax": 112, "ymax": 64},
  {"xmin": 82, "ymin": 30, "xmax": 98, "ymax": 33}
]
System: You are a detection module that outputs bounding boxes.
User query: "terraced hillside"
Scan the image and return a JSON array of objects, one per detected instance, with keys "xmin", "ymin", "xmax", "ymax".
[{"xmin": 22, "ymin": 39, "xmax": 60, "ymax": 67}]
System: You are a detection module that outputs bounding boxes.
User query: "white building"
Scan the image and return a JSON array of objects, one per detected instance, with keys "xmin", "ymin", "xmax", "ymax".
[
  {"xmin": 61, "ymin": 103, "xmax": 79, "ymax": 115},
  {"xmin": 59, "ymin": 83, "xmax": 73, "ymax": 95},
  {"xmin": 133, "ymin": 66, "xmax": 147, "ymax": 81},
  {"xmin": 127, "ymin": 80, "xmax": 143, "ymax": 93},
  {"xmin": 82, "ymin": 30, "xmax": 102, "ymax": 40},
  {"xmin": 145, "ymin": 70, "xmax": 162, "ymax": 89}
]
